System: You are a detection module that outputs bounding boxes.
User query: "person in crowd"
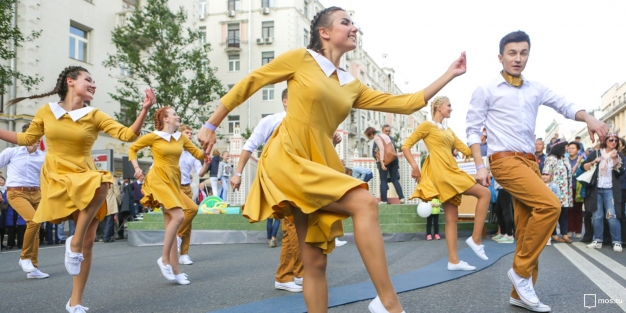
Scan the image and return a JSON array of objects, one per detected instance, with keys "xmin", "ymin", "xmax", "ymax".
[
  {"xmin": 535, "ymin": 138, "xmax": 547, "ymax": 173},
  {"xmin": 543, "ymin": 141, "xmax": 573, "ymax": 243},
  {"xmin": 197, "ymin": 6, "xmax": 467, "ymax": 312},
  {"xmin": 2, "ymin": 66, "xmax": 154, "ymax": 312},
  {"xmin": 0, "ymin": 123, "xmax": 48, "ymax": 278},
  {"xmin": 207, "ymin": 149, "xmax": 221, "ymax": 198},
  {"xmin": 177, "ymin": 124, "xmax": 209, "ymax": 265},
  {"xmin": 492, "ymin": 181, "xmax": 515, "ymax": 244},
  {"xmin": 0, "ymin": 176, "xmax": 7, "ymax": 250},
  {"xmin": 619, "ymin": 137, "xmax": 626, "ymax": 243},
  {"xmin": 102, "ymin": 175, "xmax": 120, "ymax": 243},
  {"xmin": 382, "ymin": 124, "xmax": 405, "ymax": 199},
  {"xmin": 117, "ymin": 178, "xmax": 133, "ymax": 240},
  {"xmin": 574, "ymin": 136, "xmax": 585, "ymax": 153},
  {"xmin": 403, "ymin": 96, "xmax": 490, "ymax": 271},
  {"xmin": 365, "ymin": 126, "xmax": 405, "ymax": 204},
  {"xmin": 566, "ymin": 142, "xmax": 584, "ymax": 239},
  {"xmin": 217, "ymin": 151, "xmax": 233, "ymax": 202},
  {"xmin": 542, "ymin": 172, "xmax": 560, "ymax": 246},
  {"xmin": 129, "ymin": 106, "xmax": 204, "ymax": 285},
  {"xmin": 426, "ymin": 198, "xmax": 441, "ymax": 241},
  {"xmin": 345, "ymin": 166, "xmax": 374, "ymax": 183},
  {"xmin": 466, "ymin": 31, "xmax": 607, "ymax": 312},
  {"xmin": 131, "ymin": 176, "xmax": 145, "ymax": 218},
  {"xmin": 479, "ymin": 128, "xmax": 488, "ymax": 157},
  {"xmin": 582, "ymin": 133, "xmax": 623, "ymax": 252}
]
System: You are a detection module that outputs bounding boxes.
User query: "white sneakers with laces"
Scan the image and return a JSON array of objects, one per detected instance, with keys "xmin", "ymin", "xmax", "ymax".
[
  {"xmin": 18, "ymin": 259, "xmax": 36, "ymax": 272},
  {"xmin": 586, "ymin": 241, "xmax": 602, "ymax": 249},
  {"xmin": 157, "ymin": 257, "xmax": 175, "ymax": 281},
  {"xmin": 447, "ymin": 260, "xmax": 476, "ymax": 271},
  {"xmin": 66, "ymin": 299, "xmax": 89, "ymax": 313},
  {"xmin": 510, "ymin": 297, "xmax": 552, "ymax": 312},
  {"xmin": 294, "ymin": 276, "xmax": 303, "ymax": 285},
  {"xmin": 367, "ymin": 296, "xmax": 406, "ymax": 313},
  {"xmin": 174, "ymin": 273, "xmax": 190, "ymax": 285},
  {"xmin": 274, "ymin": 281, "xmax": 302, "ymax": 292},
  {"xmin": 465, "ymin": 237, "xmax": 488, "ymax": 260},
  {"xmin": 335, "ymin": 238, "xmax": 347, "ymax": 247},
  {"xmin": 614, "ymin": 243, "xmax": 623, "ymax": 252},
  {"xmin": 508, "ymin": 268, "xmax": 540, "ymax": 308},
  {"xmin": 64, "ymin": 236, "xmax": 84, "ymax": 276},
  {"xmin": 27, "ymin": 269, "xmax": 50, "ymax": 279},
  {"xmin": 179, "ymin": 254, "xmax": 193, "ymax": 265}
]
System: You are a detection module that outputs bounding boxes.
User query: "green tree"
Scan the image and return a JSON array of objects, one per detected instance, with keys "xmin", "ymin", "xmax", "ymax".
[
  {"xmin": 0, "ymin": 0, "xmax": 43, "ymax": 101},
  {"xmin": 103, "ymin": 0, "xmax": 225, "ymax": 129}
]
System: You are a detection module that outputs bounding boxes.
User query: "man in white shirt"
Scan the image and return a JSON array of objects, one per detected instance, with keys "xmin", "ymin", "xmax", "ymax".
[
  {"xmin": 177, "ymin": 124, "xmax": 210, "ymax": 265},
  {"xmin": 0, "ymin": 123, "xmax": 49, "ymax": 279},
  {"xmin": 466, "ymin": 31, "xmax": 607, "ymax": 312}
]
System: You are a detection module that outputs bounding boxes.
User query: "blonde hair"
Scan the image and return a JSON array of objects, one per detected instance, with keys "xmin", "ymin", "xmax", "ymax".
[
  {"xmin": 212, "ymin": 149, "xmax": 220, "ymax": 157},
  {"xmin": 430, "ymin": 96, "xmax": 449, "ymax": 118},
  {"xmin": 179, "ymin": 124, "xmax": 192, "ymax": 132}
]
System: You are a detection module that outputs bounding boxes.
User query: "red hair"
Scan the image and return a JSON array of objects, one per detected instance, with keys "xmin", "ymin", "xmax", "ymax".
[{"xmin": 154, "ymin": 106, "xmax": 171, "ymax": 131}]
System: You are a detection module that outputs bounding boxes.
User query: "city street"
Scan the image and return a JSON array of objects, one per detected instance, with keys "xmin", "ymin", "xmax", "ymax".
[{"xmin": 0, "ymin": 238, "xmax": 624, "ymax": 312}]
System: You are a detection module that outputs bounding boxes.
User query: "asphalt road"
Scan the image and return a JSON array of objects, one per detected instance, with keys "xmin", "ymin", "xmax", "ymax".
[{"xmin": 0, "ymin": 238, "xmax": 624, "ymax": 313}]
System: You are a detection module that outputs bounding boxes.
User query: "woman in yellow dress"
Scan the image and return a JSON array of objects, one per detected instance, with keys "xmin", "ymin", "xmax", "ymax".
[
  {"xmin": 197, "ymin": 7, "xmax": 466, "ymax": 313},
  {"xmin": 2, "ymin": 66, "xmax": 154, "ymax": 313},
  {"xmin": 129, "ymin": 107, "xmax": 204, "ymax": 285},
  {"xmin": 401, "ymin": 96, "xmax": 491, "ymax": 271}
]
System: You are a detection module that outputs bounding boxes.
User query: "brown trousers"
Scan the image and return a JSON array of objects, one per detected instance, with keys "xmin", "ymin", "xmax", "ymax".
[
  {"xmin": 177, "ymin": 185, "xmax": 198, "ymax": 255},
  {"xmin": 7, "ymin": 189, "xmax": 42, "ymax": 267},
  {"xmin": 490, "ymin": 156, "xmax": 560, "ymax": 299},
  {"xmin": 275, "ymin": 217, "xmax": 304, "ymax": 282}
]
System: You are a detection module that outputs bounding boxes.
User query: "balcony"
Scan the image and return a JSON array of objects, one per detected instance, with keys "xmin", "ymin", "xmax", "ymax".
[
  {"xmin": 225, "ymin": 36, "xmax": 241, "ymax": 54},
  {"xmin": 600, "ymin": 100, "xmax": 626, "ymax": 122}
]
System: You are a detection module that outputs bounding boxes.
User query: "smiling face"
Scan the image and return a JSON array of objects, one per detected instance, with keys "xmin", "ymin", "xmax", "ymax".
[
  {"xmin": 435, "ymin": 99, "xmax": 452, "ymax": 119},
  {"xmin": 320, "ymin": 10, "xmax": 358, "ymax": 53},
  {"xmin": 67, "ymin": 71, "xmax": 96, "ymax": 101},
  {"xmin": 498, "ymin": 41, "xmax": 529, "ymax": 77},
  {"xmin": 182, "ymin": 129, "xmax": 193, "ymax": 140},
  {"xmin": 605, "ymin": 135, "xmax": 618, "ymax": 151},
  {"xmin": 164, "ymin": 108, "xmax": 181, "ymax": 128}
]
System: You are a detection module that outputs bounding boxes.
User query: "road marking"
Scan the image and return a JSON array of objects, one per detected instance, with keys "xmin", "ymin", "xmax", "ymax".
[
  {"xmin": 554, "ymin": 243, "xmax": 626, "ymax": 312},
  {"xmin": 572, "ymin": 242, "xmax": 626, "ymax": 281}
]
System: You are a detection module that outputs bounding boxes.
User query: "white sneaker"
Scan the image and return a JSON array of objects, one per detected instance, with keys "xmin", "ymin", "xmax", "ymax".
[
  {"xmin": 27, "ymin": 269, "xmax": 50, "ymax": 279},
  {"xmin": 157, "ymin": 257, "xmax": 175, "ymax": 281},
  {"xmin": 64, "ymin": 236, "xmax": 84, "ymax": 276},
  {"xmin": 447, "ymin": 261, "xmax": 476, "ymax": 271},
  {"xmin": 399, "ymin": 199, "xmax": 406, "ymax": 204},
  {"xmin": 546, "ymin": 238, "xmax": 552, "ymax": 246},
  {"xmin": 465, "ymin": 237, "xmax": 488, "ymax": 260},
  {"xmin": 368, "ymin": 296, "xmax": 406, "ymax": 313},
  {"xmin": 175, "ymin": 273, "xmax": 190, "ymax": 285},
  {"xmin": 491, "ymin": 234, "xmax": 504, "ymax": 241},
  {"xmin": 335, "ymin": 238, "xmax": 347, "ymax": 247},
  {"xmin": 177, "ymin": 236, "xmax": 182, "ymax": 253},
  {"xmin": 274, "ymin": 281, "xmax": 302, "ymax": 292},
  {"xmin": 510, "ymin": 297, "xmax": 551, "ymax": 312},
  {"xmin": 508, "ymin": 268, "xmax": 540, "ymax": 307},
  {"xmin": 66, "ymin": 299, "xmax": 89, "ymax": 313},
  {"xmin": 18, "ymin": 259, "xmax": 36, "ymax": 272},
  {"xmin": 179, "ymin": 254, "xmax": 193, "ymax": 265},
  {"xmin": 294, "ymin": 276, "xmax": 303, "ymax": 285},
  {"xmin": 614, "ymin": 243, "xmax": 623, "ymax": 252},
  {"xmin": 586, "ymin": 241, "xmax": 602, "ymax": 249}
]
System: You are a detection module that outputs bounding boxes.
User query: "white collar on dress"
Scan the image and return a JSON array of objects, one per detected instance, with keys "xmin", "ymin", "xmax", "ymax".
[
  {"xmin": 153, "ymin": 131, "xmax": 181, "ymax": 142},
  {"xmin": 49, "ymin": 102, "xmax": 95, "ymax": 122},
  {"xmin": 430, "ymin": 120, "xmax": 448, "ymax": 130},
  {"xmin": 306, "ymin": 49, "xmax": 355, "ymax": 86}
]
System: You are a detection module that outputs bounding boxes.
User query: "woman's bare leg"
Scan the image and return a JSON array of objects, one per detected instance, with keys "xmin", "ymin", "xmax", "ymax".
[
  {"xmin": 70, "ymin": 183, "xmax": 109, "ymax": 253},
  {"xmin": 322, "ymin": 187, "xmax": 403, "ymax": 313},
  {"xmin": 442, "ymin": 203, "xmax": 460, "ymax": 263},
  {"xmin": 292, "ymin": 208, "xmax": 328, "ymax": 313},
  {"xmin": 162, "ymin": 207, "xmax": 184, "ymax": 274},
  {"xmin": 69, "ymin": 218, "xmax": 99, "ymax": 306},
  {"xmin": 463, "ymin": 183, "xmax": 491, "ymax": 245}
]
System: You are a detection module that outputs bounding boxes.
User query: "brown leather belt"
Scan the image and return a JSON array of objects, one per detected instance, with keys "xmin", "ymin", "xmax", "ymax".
[
  {"xmin": 181, "ymin": 184, "xmax": 190, "ymax": 187},
  {"xmin": 7, "ymin": 186, "xmax": 40, "ymax": 192},
  {"xmin": 489, "ymin": 152, "xmax": 537, "ymax": 162}
]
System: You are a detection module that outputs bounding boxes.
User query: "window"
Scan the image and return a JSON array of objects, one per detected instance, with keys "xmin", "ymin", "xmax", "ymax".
[
  {"xmin": 228, "ymin": 115, "xmax": 240, "ymax": 133},
  {"xmin": 69, "ymin": 25, "xmax": 88, "ymax": 62},
  {"xmin": 303, "ymin": 0, "xmax": 308, "ymax": 18},
  {"xmin": 262, "ymin": 21, "xmax": 274, "ymax": 38},
  {"xmin": 228, "ymin": 54, "xmax": 240, "ymax": 71},
  {"xmin": 119, "ymin": 99, "xmax": 136, "ymax": 126},
  {"xmin": 199, "ymin": 0, "xmax": 207, "ymax": 17},
  {"xmin": 227, "ymin": 23, "xmax": 240, "ymax": 47},
  {"xmin": 119, "ymin": 62, "xmax": 133, "ymax": 77},
  {"xmin": 261, "ymin": 0, "xmax": 274, "ymax": 8},
  {"xmin": 228, "ymin": 0, "xmax": 241, "ymax": 10},
  {"xmin": 262, "ymin": 84, "xmax": 274, "ymax": 101},
  {"xmin": 261, "ymin": 51, "xmax": 274, "ymax": 65},
  {"xmin": 199, "ymin": 26, "xmax": 206, "ymax": 44},
  {"xmin": 303, "ymin": 28, "xmax": 308, "ymax": 47}
]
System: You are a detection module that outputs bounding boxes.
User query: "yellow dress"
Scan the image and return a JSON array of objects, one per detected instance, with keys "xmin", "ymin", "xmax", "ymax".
[
  {"xmin": 128, "ymin": 132, "xmax": 204, "ymax": 210},
  {"xmin": 402, "ymin": 122, "xmax": 475, "ymax": 206},
  {"xmin": 16, "ymin": 103, "xmax": 138, "ymax": 223},
  {"xmin": 222, "ymin": 48, "xmax": 426, "ymax": 253}
]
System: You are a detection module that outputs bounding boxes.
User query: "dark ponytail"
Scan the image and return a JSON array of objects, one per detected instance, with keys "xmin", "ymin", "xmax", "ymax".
[
  {"xmin": 307, "ymin": 6, "xmax": 344, "ymax": 53},
  {"xmin": 6, "ymin": 66, "xmax": 89, "ymax": 108}
]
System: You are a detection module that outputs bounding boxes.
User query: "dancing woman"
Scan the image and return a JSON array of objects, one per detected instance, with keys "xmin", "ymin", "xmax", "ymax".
[
  {"xmin": 401, "ymin": 96, "xmax": 491, "ymax": 271},
  {"xmin": 129, "ymin": 107, "xmax": 204, "ymax": 285},
  {"xmin": 197, "ymin": 7, "xmax": 466, "ymax": 313},
  {"xmin": 1, "ymin": 66, "xmax": 154, "ymax": 312}
]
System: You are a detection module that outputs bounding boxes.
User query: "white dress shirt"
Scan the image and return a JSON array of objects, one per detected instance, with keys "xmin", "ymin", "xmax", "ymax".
[
  {"xmin": 466, "ymin": 74, "xmax": 584, "ymax": 155},
  {"xmin": 242, "ymin": 111, "xmax": 287, "ymax": 152},
  {"xmin": 179, "ymin": 150, "xmax": 202, "ymax": 185},
  {"xmin": 0, "ymin": 146, "xmax": 45, "ymax": 187}
]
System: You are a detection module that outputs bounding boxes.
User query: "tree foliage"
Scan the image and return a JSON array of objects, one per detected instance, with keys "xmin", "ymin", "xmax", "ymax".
[
  {"xmin": 0, "ymin": 0, "xmax": 43, "ymax": 98},
  {"xmin": 103, "ymin": 0, "xmax": 225, "ymax": 130}
]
